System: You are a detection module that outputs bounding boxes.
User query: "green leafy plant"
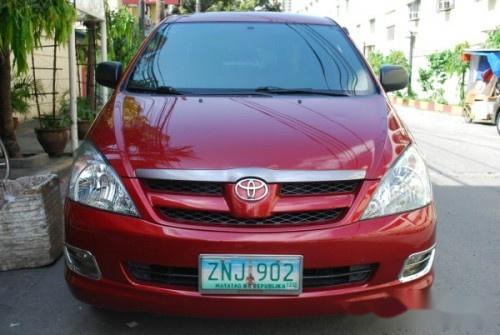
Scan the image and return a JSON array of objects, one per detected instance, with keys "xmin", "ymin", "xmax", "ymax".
[
  {"xmin": 367, "ymin": 50, "xmax": 413, "ymax": 97},
  {"xmin": 35, "ymin": 91, "xmax": 72, "ymax": 130},
  {"xmin": 0, "ymin": 0, "xmax": 76, "ymax": 157},
  {"xmin": 57, "ymin": 93, "xmax": 95, "ymax": 122},
  {"xmin": 38, "ymin": 115, "xmax": 70, "ymax": 129},
  {"xmin": 447, "ymin": 42, "xmax": 470, "ymax": 105},
  {"xmin": 385, "ymin": 50, "xmax": 410, "ymax": 73},
  {"xmin": 484, "ymin": 27, "xmax": 500, "ymax": 48},
  {"xmin": 417, "ymin": 50, "xmax": 453, "ymax": 104},
  {"xmin": 179, "ymin": 0, "xmax": 281, "ymax": 12},
  {"xmin": 106, "ymin": 6, "xmax": 143, "ymax": 67},
  {"xmin": 417, "ymin": 42, "xmax": 470, "ymax": 105},
  {"xmin": 11, "ymin": 74, "xmax": 42, "ymax": 116},
  {"xmin": 76, "ymin": 97, "xmax": 95, "ymax": 122},
  {"xmin": 367, "ymin": 50, "xmax": 409, "ymax": 75},
  {"xmin": 367, "ymin": 51, "xmax": 384, "ymax": 76}
]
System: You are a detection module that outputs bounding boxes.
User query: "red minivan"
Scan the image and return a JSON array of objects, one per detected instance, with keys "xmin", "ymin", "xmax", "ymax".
[{"xmin": 64, "ymin": 12, "xmax": 436, "ymax": 318}]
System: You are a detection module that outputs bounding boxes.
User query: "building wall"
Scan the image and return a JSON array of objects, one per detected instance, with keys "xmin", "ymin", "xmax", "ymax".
[
  {"xmin": 13, "ymin": 41, "xmax": 71, "ymax": 121},
  {"xmin": 292, "ymin": 0, "xmax": 499, "ymax": 104},
  {"xmin": 281, "ymin": 0, "xmax": 293, "ymax": 11}
]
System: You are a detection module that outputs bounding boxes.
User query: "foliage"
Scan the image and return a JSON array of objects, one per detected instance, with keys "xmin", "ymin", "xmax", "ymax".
[
  {"xmin": 366, "ymin": 51, "xmax": 384, "ymax": 76},
  {"xmin": 0, "ymin": 0, "xmax": 76, "ymax": 156},
  {"xmin": 484, "ymin": 27, "xmax": 500, "ymax": 48},
  {"xmin": 58, "ymin": 93, "xmax": 95, "ymax": 122},
  {"xmin": 38, "ymin": 115, "xmax": 70, "ymax": 129},
  {"xmin": 417, "ymin": 50, "xmax": 452, "ymax": 104},
  {"xmin": 179, "ymin": 0, "xmax": 281, "ymax": 13},
  {"xmin": 0, "ymin": 0, "xmax": 76, "ymax": 73},
  {"xmin": 106, "ymin": 6, "xmax": 143, "ymax": 67},
  {"xmin": 367, "ymin": 50, "xmax": 409, "ymax": 75},
  {"xmin": 385, "ymin": 50, "xmax": 410, "ymax": 72},
  {"xmin": 76, "ymin": 97, "xmax": 95, "ymax": 121},
  {"xmin": 11, "ymin": 74, "xmax": 43, "ymax": 116},
  {"xmin": 417, "ymin": 42, "xmax": 470, "ymax": 105},
  {"xmin": 447, "ymin": 42, "xmax": 470, "ymax": 105}
]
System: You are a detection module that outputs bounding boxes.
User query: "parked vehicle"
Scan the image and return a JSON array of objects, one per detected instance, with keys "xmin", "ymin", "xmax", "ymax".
[
  {"xmin": 64, "ymin": 12, "xmax": 436, "ymax": 318},
  {"xmin": 462, "ymin": 49, "xmax": 500, "ymax": 132}
]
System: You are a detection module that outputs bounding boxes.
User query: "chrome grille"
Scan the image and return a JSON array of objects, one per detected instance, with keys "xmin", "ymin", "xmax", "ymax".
[{"xmin": 160, "ymin": 208, "xmax": 345, "ymax": 225}]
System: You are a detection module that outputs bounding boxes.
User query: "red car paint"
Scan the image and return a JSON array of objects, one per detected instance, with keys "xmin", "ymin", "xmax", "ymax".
[{"xmin": 65, "ymin": 12, "xmax": 435, "ymax": 317}]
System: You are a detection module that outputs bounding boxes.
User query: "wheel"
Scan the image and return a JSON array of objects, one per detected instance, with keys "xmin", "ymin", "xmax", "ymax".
[
  {"xmin": 0, "ymin": 139, "xmax": 9, "ymax": 180},
  {"xmin": 463, "ymin": 104, "xmax": 473, "ymax": 123},
  {"xmin": 496, "ymin": 111, "xmax": 500, "ymax": 135}
]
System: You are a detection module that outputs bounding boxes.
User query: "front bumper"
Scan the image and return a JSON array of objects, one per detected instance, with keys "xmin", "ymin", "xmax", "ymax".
[{"xmin": 64, "ymin": 200, "xmax": 436, "ymax": 318}]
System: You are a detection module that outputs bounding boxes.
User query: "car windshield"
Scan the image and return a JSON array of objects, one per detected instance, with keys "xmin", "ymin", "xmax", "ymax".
[{"xmin": 127, "ymin": 22, "xmax": 376, "ymax": 96}]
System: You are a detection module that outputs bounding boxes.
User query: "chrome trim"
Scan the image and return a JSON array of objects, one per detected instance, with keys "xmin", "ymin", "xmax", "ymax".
[
  {"xmin": 64, "ymin": 244, "xmax": 102, "ymax": 281},
  {"xmin": 398, "ymin": 245, "xmax": 436, "ymax": 283},
  {"xmin": 135, "ymin": 168, "xmax": 366, "ymax": 183}
]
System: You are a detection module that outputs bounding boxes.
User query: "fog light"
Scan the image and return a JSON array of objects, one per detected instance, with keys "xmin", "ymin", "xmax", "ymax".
[
  {"xmin": 64, "ymin": 244, "xmax": 101, "ymax": 280},
  {"xmin": 399, "ymin": 246, "xmax": 435, "ymax": 283}
]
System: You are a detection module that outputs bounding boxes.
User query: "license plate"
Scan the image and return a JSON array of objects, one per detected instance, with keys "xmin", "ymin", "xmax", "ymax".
[{"xmin": 199, "ymin": 255, "xmax": 302, "ymax": 295}]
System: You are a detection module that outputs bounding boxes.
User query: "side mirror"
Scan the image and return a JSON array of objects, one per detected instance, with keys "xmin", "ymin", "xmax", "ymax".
[
  {"xmin": 96, "ymin": 61, "xmax": 123, "ymax": 89},
  {"xmin": 380, "ymin": 65, "xmax": 408, "ymax": 92}
]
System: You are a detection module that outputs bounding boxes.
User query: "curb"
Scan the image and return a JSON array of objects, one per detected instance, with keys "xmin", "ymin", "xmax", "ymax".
[{"xmin": 390, "ymin": 96, "xmax": 463, "ymax": 116}]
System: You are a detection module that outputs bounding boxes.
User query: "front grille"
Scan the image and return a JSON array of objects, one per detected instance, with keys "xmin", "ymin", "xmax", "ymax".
[
  {"xmin": 160, "ymin": 208, "xmax": 344, "ymax": 225},
  {"xmin": 127, "ymin": 263, "xmax": 376, "ymax": 289},
  {"xmin": 144, "ymin": 179, "xmax": 223, "ymax": 195},
  {"xmin": 303, "ymin": 264, "xmax": 376, "ymax": 288},
  {"xmin": 280, "ymin": 180, "xmax": 360, "ymax": 196},
  {"xmin": 142, "ymin": 179, "xmax": 360, "ymax": 197},
  {"xmin": 128, "ymin": 263, "xmax": 198, "ymax": 287}
]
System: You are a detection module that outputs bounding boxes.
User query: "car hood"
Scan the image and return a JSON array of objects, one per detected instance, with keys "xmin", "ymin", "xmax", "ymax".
[{"xmin": 89, "ymin": 93, "xmax": 411, "ymax": 179}]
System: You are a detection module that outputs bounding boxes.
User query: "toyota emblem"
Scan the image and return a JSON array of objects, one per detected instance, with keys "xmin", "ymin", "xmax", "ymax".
[{"xmin": 235, "ymin": 178, "xmax": 269, "ymax": 202}]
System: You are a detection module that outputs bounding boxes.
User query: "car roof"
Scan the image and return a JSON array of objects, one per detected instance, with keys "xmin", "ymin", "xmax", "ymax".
[{"xmin": 164, "ymin": 12, "xmax": 338, "ymax": 26}]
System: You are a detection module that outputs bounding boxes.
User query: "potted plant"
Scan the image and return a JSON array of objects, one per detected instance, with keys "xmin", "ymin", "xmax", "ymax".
[
  {"xmin": 76, "ymin": 97, "xmax": 95, "ymax": 140},
  {"xmin": 35, "ymin": 92, "xmax": 70, "ymax": 157},
  {"xmin": 35, "ymin": 115, "xmax": 70, "ymax": 157}
]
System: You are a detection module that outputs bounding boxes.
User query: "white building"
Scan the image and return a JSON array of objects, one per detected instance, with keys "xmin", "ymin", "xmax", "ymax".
[
  {"xmin": 292, "ymin": 0, "xmax": 499, "ymax": 104},
  {"xmin": 281, "ymin": 0, "xmax": 293, "ymax": 11}
]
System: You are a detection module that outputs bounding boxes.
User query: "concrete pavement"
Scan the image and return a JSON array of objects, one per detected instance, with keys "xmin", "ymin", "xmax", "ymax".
[{"xmin": 1, "ymin": 107, "xmax": 500, "ymax": 334}]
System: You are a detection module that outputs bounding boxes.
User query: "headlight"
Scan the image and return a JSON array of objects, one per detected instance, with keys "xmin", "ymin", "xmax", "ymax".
[
  {"xmin": 361, "ymin": 145, "xmax": 432, "ymax": 219},
  {"xmin": 68, "ymin": 141, "xmax": 139, "ymax": 216}
]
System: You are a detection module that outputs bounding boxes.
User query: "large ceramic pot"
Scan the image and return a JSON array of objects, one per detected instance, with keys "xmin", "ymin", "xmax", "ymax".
[
  {"xmin": 77, "ymin": 120, "xmax": 92, "ymax": 140},
  {"xmin": 35, "ymin": 128, "xmax": 69, "ymax": 157}
]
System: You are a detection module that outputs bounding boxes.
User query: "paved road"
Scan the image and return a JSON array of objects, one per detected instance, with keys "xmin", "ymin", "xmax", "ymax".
[{"xmin": 1, "ymin": 107, "xmax": 500, "ymax": 334}]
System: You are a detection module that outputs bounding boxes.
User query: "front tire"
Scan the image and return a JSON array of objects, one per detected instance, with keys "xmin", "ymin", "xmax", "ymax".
[
  {"xmin": 463, "ymin": 104, "xmax": 473, "ymax": 123},
  {"xmin": 496, "ymin": 111, "xmax": 500, "ymax": 135}
]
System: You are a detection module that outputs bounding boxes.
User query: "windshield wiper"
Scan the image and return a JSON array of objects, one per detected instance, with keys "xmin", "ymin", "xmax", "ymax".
[
  {"xmin": 127, "ymin": 85, "xmax": 187, "ymax": 96},
  {"xmin": 254, "ymin": 86, "xmax": 351, "ymax": 97}
]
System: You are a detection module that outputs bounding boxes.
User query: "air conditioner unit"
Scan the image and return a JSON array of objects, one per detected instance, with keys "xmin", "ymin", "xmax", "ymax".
[
  {"xmin": 409, "ymin": 11, "xmax": 419, "ymax": 20},
  {"xmin": 438, "ymin": 0, "xmax": 454, "ymax": 11}
]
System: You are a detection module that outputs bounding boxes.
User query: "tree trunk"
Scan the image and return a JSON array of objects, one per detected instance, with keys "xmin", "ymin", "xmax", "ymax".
[
  {"xmin": 85, "ymin": 21, "xmax": 97, "ymax": 111},
  {"xmin": 0, "ymin": 49, "xmax": 22, "ymax": 158}
]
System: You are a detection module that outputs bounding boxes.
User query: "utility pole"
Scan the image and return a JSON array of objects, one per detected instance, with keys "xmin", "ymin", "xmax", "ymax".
[
  {"xmin": 156, "ymin": 0, "xmax": 164, "ymax": 24},
  {"xmin": 195, "ymin": 0, "xmax": 201, "ymax": 13},
  {"xmin": 408, "ymin": 31, "xmax": 416, "ymax": 95},
  {"xmin": 139, "ymin": 0, "xmax": 145, "ymax": 35}
]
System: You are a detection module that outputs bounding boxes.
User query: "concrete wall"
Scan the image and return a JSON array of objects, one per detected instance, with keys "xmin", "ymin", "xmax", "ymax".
[
  {"xmin": 292, "ymin": 0, "xmax": 500, "ymax": 104},
  {"xmin": 14, "ymin": 41, "xmax": 71, "ymax": 121}
]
